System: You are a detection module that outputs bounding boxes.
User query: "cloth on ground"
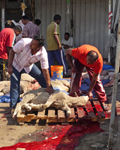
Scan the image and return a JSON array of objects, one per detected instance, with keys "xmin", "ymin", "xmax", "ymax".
[
  {"xmin": 0, "ymin": 94, "xmax": 22, "ymax": 103},
  {"xmin": 103, "ymin": 64, "xmax": 114, "ymax": 70},
  {"xmin": 50, "ymin": 77, "xmax": 70, "ymax": 82},
  {"xmin": 80, "ymin": 79, "xmax": 110, "ymax": 98}
]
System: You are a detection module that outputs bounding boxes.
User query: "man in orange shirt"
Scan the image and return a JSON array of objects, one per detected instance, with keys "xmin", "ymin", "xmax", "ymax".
[{"xmin": 66, "ymin": 44, "xmax": 108, "ymax": 110}]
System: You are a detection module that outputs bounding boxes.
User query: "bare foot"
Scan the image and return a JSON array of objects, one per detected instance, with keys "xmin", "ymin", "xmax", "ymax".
[{"xmin": 101, "ymin": 102, "xmax": 109, "ymax": 111}]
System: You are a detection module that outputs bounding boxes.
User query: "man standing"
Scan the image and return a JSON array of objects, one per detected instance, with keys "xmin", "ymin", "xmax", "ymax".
[
  {"xmin": 7, "ymin": 35, "xmax": 54, "ymax": 112},
  {"xmin": 47, "ymin": 14, "xmax": 68, "ymax": 76},
  {"xmin": 21, "ymin": 15, "xmax": 40, "ymax": 38},
  {"xmin": 0, "ymin": 25, "xmax": 22, "ymax": 80},
  {"xmin": 66, "ymin": 44, "xmax": 108, "ymax": 110}
]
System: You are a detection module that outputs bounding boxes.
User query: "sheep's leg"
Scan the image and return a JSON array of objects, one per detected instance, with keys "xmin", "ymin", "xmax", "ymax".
[
  {"xmin": 61, "ymin": 103, "xmax": 71, "ymax": 117},
  {"xmin": 20, "ymin": 93, "xmax": 24, "ymax": 99},
  {"xmin": 12, "ymin": 103, "xmax": 21, "ymax": 118},
  {"xmin": 22, "ymin": 103, "xmax": 32, "ymax": 111},
  {"xmin": 28, "ymin": 103, "xmax": 43, "ymax": 110},
  {"xmin": 22, "ymin": 103, "xmax": 44, "ymax": 110},
  {"xmin": 42, "ymin": 94, "xmax": 56, "ymax": 109}
]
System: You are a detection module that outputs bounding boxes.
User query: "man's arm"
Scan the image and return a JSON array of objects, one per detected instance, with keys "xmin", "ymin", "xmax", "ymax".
[
  {"xmin": 86, "ymin": 72, "xmax": 98, "ymax": 99},
  {"xmin": 7, "ymin": 49, "xmax": 15, "ymax": 75},
  {"xmin": 22, "ymin": 26, "xmax": 28, "ymax": 38},
  {"xmin": 66, "ymin": 49, "xmax": 73, "ymax": 67},
  {"xmin": 66, "ymin": 49, "xmax": 77, "ymax": 73},
  {"xmin": 54, "ymin": 34, "xmax": 62, "ymax": 51},
  {"xmin": 42, "ymin": 69, "xmax": 54, "ymax": 94},
  {"xmin": 6, "ymin": 46, "xmax": 12, "ymax": 55},
  {"xmin": 64, "ymin": 44, "xmax": 70, "ymax": 49}
]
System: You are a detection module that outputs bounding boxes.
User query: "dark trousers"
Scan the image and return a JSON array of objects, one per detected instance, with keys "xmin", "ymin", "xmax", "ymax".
[
  {"xmin": 47, "ymin": 49, "xmax": 68, "ymax": 75},
  {"xmin": 0, "ymin": 58, "xmax": 6, "ymax": 81},
  {"xmin": 70, "ymin": 59, "xmax": 107, "ymax": 102},
  {"xmin": 10, "ymin": 64, "xmax": 47, "ymax": 109}
]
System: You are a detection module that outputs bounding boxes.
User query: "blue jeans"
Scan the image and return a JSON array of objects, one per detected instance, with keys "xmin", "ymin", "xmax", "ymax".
[{"xmin": 10, "ymin": 64, "xmax": 47, "ymax": 109}]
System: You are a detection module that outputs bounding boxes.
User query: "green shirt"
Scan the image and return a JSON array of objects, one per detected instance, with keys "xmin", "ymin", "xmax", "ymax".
[{"xmin": 47, "ymin": 22, "xmax": 61, "ymax": 51}]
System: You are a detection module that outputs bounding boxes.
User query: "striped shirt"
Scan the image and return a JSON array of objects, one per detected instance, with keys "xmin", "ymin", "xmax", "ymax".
[
  {"xmin": 13, "ymin": 38, "xmax": 49, "ymax": 73},
  {"xmin": 22, "ymin": 21, "xmax": 40, "ymax": 38},
  {"xmin": 0, "ymin": 28, "xmax": 16, "ymax": 59}
]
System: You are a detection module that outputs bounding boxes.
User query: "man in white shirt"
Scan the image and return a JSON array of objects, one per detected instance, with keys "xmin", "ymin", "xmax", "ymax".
[
  {"xmin": 7, "ymin": 35, "xmax": 54, "ymax": 110},
  {"xmin": 62, "ymin": 32, "xmax": 74, "ymax": 54}
]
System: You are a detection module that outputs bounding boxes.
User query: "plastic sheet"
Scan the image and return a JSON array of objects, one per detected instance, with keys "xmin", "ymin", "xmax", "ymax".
[
  {"xmin": 103, "ymin": 64, "xmax": 114, "ymax": 70},
  {"xmin": 0, "ymin": 95, "xmax": 22, "ymax": 103},
  {"xmin": 0, "ymin": 95, "xmax": 10, "ymax": 103},
  {"xmin": 80, "ymin": 78, "xmax": 110, "ymax": 97}
]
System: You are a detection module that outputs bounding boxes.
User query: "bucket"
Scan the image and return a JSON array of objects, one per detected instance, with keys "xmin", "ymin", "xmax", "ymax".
[{"xmin": 51, "ymin": 65, "xmax": 63, "ymax": 78}]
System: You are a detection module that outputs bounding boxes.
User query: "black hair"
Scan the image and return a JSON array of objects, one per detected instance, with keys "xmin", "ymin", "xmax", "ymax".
[
  {"xmin": 87, "ymin": 51, "xmax": 98, "ymax": 62},
  {"xmin": 33, "ymin": 35, "xmax": 45, "ymax": 46},
  {"xmin": 65, "ymin": 32, "xmax": 70, "ymax": 37},
  {"xmin": 5, "ymin": 22, "xmax": 15, "ymax": 28},
  {"xmin": 54, "ymin": 14, "xmax": 61, "ymax": 21},
  {"xmin": 21, "ymin": 15, "xmax": 30, "ymax": 20},
  {"xmin": 13, "ymin": 25, "xmax": 22, "ymax": 32},
  {"xmin": 35, "ymin": 19, "xmax": 41, "ymax": 26}
]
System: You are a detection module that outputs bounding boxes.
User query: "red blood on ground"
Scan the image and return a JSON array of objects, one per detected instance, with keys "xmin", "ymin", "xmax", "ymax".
[
  {"xmin": 0, "ymin": 120, "xmax": 104, "ymax": 150},
  {"xmin": 92, "ymin": 103, "xmax": 103, "ymax": 116},
  {"xmin": 104, "ymin": 111, "xmax": 111, "ymax": 119},
  {"xmin": 85, "ymin": 101, "xmax": 111, "ymax": 119},
  {"xmin": 93, "ymin": 102, "xmax": 111, "ymax": 119},
  {"xmin": 0, "ymin": 114, "xmax": 5, "ymax": 120},
  {"xmin": 85, "ymin": 102, "xmax": 95, "ymax": 114}
]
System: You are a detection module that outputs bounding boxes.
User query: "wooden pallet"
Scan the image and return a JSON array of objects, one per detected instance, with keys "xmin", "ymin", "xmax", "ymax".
[{"xmin": 17, "ymin": 100, "xmax": 106, "ymax": 124}]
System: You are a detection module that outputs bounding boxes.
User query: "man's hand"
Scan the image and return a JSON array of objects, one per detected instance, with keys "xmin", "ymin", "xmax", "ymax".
[
  {"xmin": 59, "ymin": 44, "xmax": 62, "ymax": 51},
  {"xmin": 54, "ymin": 34, "xmax": 62, "ymax": 51},
  {"xmin": 72, "ymin": 67, "xmax": 78, "ymax": 73},
  {"xmin": 86, "ymin": 91, "xmax": 93, "ymax": 100},
  {"xmin": 7, "ymin": 48, "xmax": 15, "ymax": 74},
  {"xmin": 46, "ymin": 86, "xmax": 54, "ymax": 95},
  {"xmin": 64, "ymin": 45, "xmax": 69, "ymax": 49},
  {"xmin": 7, "ymin": 66, "xmax": 13, "ymax": 75}
]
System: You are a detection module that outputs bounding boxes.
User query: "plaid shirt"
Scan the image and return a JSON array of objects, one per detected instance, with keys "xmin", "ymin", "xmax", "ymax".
[
  {"xmin": 22, "ymin": 21, "xmax": 40, "ymax": 38},
  {"xmin": 12, "ymin": 38, "xmax": 49, "ymax": 73}
]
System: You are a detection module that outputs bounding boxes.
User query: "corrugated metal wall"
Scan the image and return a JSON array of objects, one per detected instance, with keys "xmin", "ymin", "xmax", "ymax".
[
  {"xmin": 73, "ymin": 0, "xmax": 108, "ymax": 57},
  {"xmin": 35, "ymin": 0, "xmax": 68, "ymax": 45},
  {"xmin": 35, "ymin": 0, "xmax": 109, "ymax": 58}
]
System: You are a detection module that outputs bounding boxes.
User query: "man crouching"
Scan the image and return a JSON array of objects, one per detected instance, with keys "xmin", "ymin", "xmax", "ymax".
[{"xmin": 7, "ymin": 35, "xmax": 54, "ymax": 112}]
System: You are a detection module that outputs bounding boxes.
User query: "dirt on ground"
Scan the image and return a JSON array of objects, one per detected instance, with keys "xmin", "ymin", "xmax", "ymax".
[{"xmin": 0, "ymin": 86, "xmax": 120, "ymax": 150}]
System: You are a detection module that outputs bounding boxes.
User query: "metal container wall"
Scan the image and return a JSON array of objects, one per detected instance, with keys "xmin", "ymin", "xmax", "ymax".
[
  {"xmin": 35, "ymin": 0, "xmax": 68, "ymax": 47},
  {"xmin": 35, "ymin": 0, "xmax": 108, "ymax": 57},
  {"xmin": 73, "ymin": 0, "xmax": 108, "ymax": 57}
]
